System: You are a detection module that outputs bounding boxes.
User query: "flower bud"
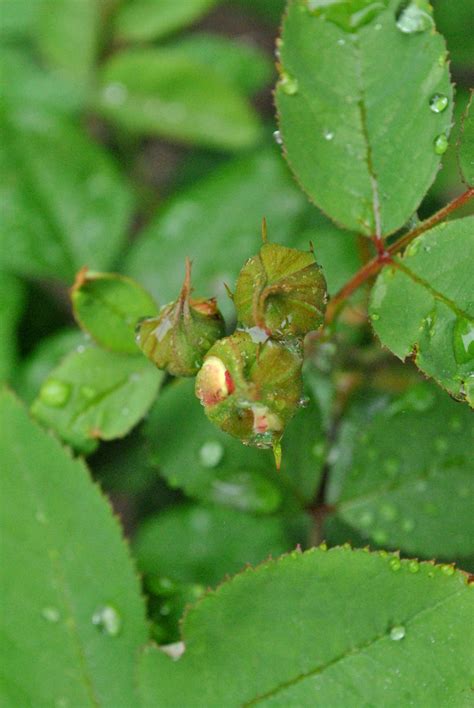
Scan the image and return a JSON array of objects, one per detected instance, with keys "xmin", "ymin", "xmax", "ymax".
[
  {"xmin": 233, "ymin": 240, "xmax": 327, "ymax": 340},
  {"xmin": 136, "ymin": 259, "xmax": 225, "ymax": 377},
  {"xmin": 195, "ymin": 331, "xmax": 303, "ymax": 456}
]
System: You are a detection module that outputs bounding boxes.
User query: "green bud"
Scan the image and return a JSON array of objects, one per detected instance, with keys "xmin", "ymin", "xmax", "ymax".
[
  {"xmin": 233, "ymin": 238, "xmax": 327, "ymax": 340},
  {"xmin": 195, "ymin": 331, "xmax": 303, "ymax": 458},
  {"xmin": 136, "ymin": 259, "xmax": 225, "ymax": 377}
]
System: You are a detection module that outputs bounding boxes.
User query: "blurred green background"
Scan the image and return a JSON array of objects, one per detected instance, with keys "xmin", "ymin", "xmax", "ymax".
[{"xmin": 1, "ymin": 0, "xmax": 473, "ymax": 643}]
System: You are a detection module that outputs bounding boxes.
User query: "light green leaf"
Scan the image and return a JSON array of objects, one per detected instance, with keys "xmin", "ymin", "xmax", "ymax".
[
  {"xmin": 114, "ymin": 0, "xmax": 218, "ymax": 42},
  {"xmin": 169, "ymin": 34, "xmax": 274, "ymax": 96},
  {"xmin": 0, "ymin": 111, "xmax": 133, "ymax": 282},
  {"xmin": 370, "ymin": 216, "xmax": 474, "ymax": 405},
  {"xmin": 326, "ymin": 382, "xmax": 474, "ymax": 560},
  {"xmin": 458, "ymin": 91, "xmax": 474, "ymax": 187},
  {"xmin": 0, "ymin": 389, "xmax": 148, "ymax": 707},
  {"xmin": 96, "ymin": 48, "xmax": 261, "ymax": 151},
  {"xmin": 124, "ymin": 149, "xmax": 309, "ymax": 321},
  {"xmin": 134, "ymin": 504, "xmax": 308, "ymax": 586},
  {"xmin": 144, "ymin": 377, "xmax": 324, "ymax": 509},
  {"xmin": 31, "ymin": 345, "xmax": 162, "ymax": 453},
  {"xmin": 276, "ymin": 0, "xmax": 453, "ymax": 235},
  {"xmin": 138, "ymin": 546, "xmax": 473, "ymax": 707},
  {"xmin": 0, "ymin": 272, "xmax": 25, "ymax": 383},
  {"xmin": 35, "ymin": 0, "xmax": 100, "ymax": 83},
  {"xmin": 72, "ymin": 270, "xmax": 158, "ymax": 354}
]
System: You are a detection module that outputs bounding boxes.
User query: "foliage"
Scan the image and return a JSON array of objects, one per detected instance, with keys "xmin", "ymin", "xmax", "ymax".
[{"xmin": 1, "ymin": 0, "xmax": 473, "ymax": 706}]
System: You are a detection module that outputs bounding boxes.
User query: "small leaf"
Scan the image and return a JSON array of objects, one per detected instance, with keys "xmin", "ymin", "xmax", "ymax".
[
  {"xmin": 96, "ymin": 48, "xmax": 261, "ymax": 151},
  {"xmin": 138, "ymin": 547, "xmax": 473, "ymax": 706},
  {"xmin": 458, "ymin": 90, "xmax": 474, "ymax": 186},
  {"xmin": 31, "ymin": 345, "xmax": 163, "ymax": 453},
  {"xmin": 370, "ymin": 216, "xmax": 474, "ymax": 405},
  {"xmin": 114, "ymin": 0, "xmax": 218, "ymax": 42},
  {"xmin": 276, "ymin": 0, "xmax": 453, "ymax": 235},
  {"xmin": 71, "ymin": 269, "xmax": 158, "ymax": 354},
  {"xmin": 0, "ymin": 390, "xmax": 147, "ymax": 706},
  {"xmin": 325, "ymin": 383, "xmax": 474, "ymax": 560},
  {"xmin": 134, "ymin": 503, "xmax": 308, "ymax": 587}
]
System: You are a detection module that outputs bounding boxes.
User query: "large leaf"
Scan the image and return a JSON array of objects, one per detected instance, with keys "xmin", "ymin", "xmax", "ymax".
[
  {"xmin": 276, "ymin": 0, "xmax": 453, "ymax": 236},
  {"xmin": 71, "ymin": 270, "xmax": 158, "ymax": 354},
  {"xmin": 96, "ymin": 48, "xmax": 261, "ymax": 151},
  {"xmin": 134, "ymin": 503, "xmax": 308, "ymax": 587},
  {"xmin": 458, "ymin": 92, "xmax": 474, "ymax": 187},
  {"xmin": 325, "ymin": 383, "xmax": 474, "ymax": 560},
  {"xmin": 114, "ymin": 0, "xmax": 218, "ymax": 42},
  {"xmin": 31, "ymin": 345, "xmax": 162, "ymax": 453},
  {"xmin": 0, "ymin": 110, "xmax": 133, "ymax": 282},
  {"xmin": 370, "ymin": 216, "xmax": 474, "ymax": 405},
  {"xmin": 0, "ymin": 390, "xmax": 148, "ymax": 706},
  {"xmin": 0, "ymin": 272, "xmax": 25, "ymax": 382},
  {"xmin": 124, "ymin": 149, "xmax": 310, "ymax": 320},
  {"xmin": 138, "ymin": 546, "xmax": 473, "ymax": 706}
]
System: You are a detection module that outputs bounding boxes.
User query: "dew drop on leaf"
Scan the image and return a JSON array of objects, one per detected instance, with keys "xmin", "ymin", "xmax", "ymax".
[
  {"xmin": 408, "ymin": 560, "xmax": 419, "ymax": 573},
  {"xmin": 452, "ymin": 317, "xmax": 474, "ymax": 364},
  {"xmin": 396, "ymin": 2, "xmax": 434, "ymax": 34},
  {"xmin": 39, "ymin": 380, "xmax": 70, "ymax": 407},
  {"xmin": 323, "ymin": 129, "xmax": 334, "ymax": 141},
  {"xmin": 440, "ymin": 564, "xmax": 455, "ymax": 577},
  {"xmin": 390, "ymin": 625, "xmax": 406, "ymax": 641},
  {"xmin": 41, "ymin": 606, "xmax": 60, "ymax": 623},
  {"xmin": 433, "ymin": 134, "xmax": 449, "ymax": 155},
  {"xmin": 198, "ymin": 440, "xmax": 224, "ymax": 468},
  {"xmin": 92, "ymin": 605, "xmax": 122, "ymax": 636},
  {"xmin": 389, "ymin": 557, "xmax": 401, "ymax": 571},
  {"xmin": 429, "ymin": 94, "xmax": 449, "ymax": 114},
  {"xmin": 273, "ymin": 130, "xmax": 283, "ymax": 145},
  {"xmin": 279, "ymin": 72, "xmax": 299, "ymax": 95}
]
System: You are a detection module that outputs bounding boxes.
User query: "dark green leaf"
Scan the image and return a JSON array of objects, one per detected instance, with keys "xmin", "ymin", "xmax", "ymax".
[
  {"xmin": 370, "ymin": 216, "xmax": 474, "ymax": 405},
  {"xmin": 458, "ymin": 91, "xmax": 474, "ymax": 187},
  {"xmin": 326, "ymin": 383, "xmax": 474, "ymax": 560},
  {"xmin": 276, "ymin": 0, "xmax": 453, "ymax": 235},
  {"xmin": 0, "ymin": 111, "xmax": 133, "ymax": 282},
  {"xmin": 96, "ymin": 48, "xmax": 261, "ymax": 151},
  {"xmin": 433, "ymin": 0, "xmax": 474, "ymax": 70},
  {"xmin": 72, "ymin": 270, "xmax": 158, "ymax": 354},
  {"xmin": 114, "ymin": 0, "xmax": 218, "ymax": 42},
  {"xmin": 138, "ymin": 546, "xmax": 473, "ymax": 706},
  {"xmin": 0, "ymin": 389, "xmax": 148, "ymax": 706},
  {"xmin": 134, "ymin": 503, "xmax": 308, "ymax": 586},
  {"xmin": 31, "ymin": 345, "xmax": 162, "ymax": 453},
  {"xmin": 0, "ymin": 272, "xmax": 25, "ymax": 382}
]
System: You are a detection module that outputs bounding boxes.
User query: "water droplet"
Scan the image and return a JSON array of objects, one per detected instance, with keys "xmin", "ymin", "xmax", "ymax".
[
  {"xmin": 438, "ymin": 51, "xmax": 448, "ymax": 67},
  {"xmin": 359, "ymin": 510, "xmax": 374, "ymax": 527},
  {"xmin": 429, "ymin": 93, "xmax": 448, "ymax": 114},
  {"xmin": 390, "ymin": 625, "xmax": 406, "ymax": 641},
  {"xmin": 373, "ymin": 529, "xmax": 388, "ymax": 545},
  {"xmin": 402, "ymin": 518, "xmax": 415, "ymax": 532},
  {"xmin": 319, "ymin": 542, "xmax": 328, "ymax": 551},
  {"xmin": 103, "ymin": 82, "xmax": 128, "ymax": 106},
  {"xmin": 198, "ymin": 440, "xmax": 224, "ymax": 468},
  {"xmin": 92, "ymin": 605, "xmax": 121, "ymax": 636},
  {"xmin": 337, "ymin": 38, "xmax": 345, "ymax": 45},
  {"xmin": 452, "ymin": 317, "xmax": 474, "ymax": 364},
  {"xmin": 433, "ymin": 133, "xmax": 449, "ymax": 155},
  {"xmin": 396, "ymin": 2, "xmax": 434, "ymax": 34},
  {"xmin": 307, "ymin": 0, "xmax": 386, "ymax": 31},
  {"xmin": 370, "ymin": 312, "xmax": 380, "ymax": 321},
  {"xmin": 323, "ymin": 128, "xmax": 334, "ymax": 141},
  {"xmin": 279, "ymin": 71, "xmax": 298, "ymax": 95},
  {"xmin": 298, "ymin": 395, "xmax": 310, "ymax": 408},
  {"xmin": 39, "ymin": 380, "xmax": 70, "ymax": 407},
  {"xmin": 42, "ymin": 606, "xmax": 60, "ymax": 623},
  {"xmin": 273, "ymin": 130, "xmax": 283, "ymax": 145},
  {"xmin": 380, "ymin": 503, "xmax": 398, "ymax": 521},
  {"xmin": 440, "ymin": 564, "xmax": 455, "ymax": 576},
  {"xmin": 389, "ymin": 557, "xmax": 401, "ymax": 571},
  {"xmin": 408, "ymin": 560, "xmax": 419, "ymax": 573}
]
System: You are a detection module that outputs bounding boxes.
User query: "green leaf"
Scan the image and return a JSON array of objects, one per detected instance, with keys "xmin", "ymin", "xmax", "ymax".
[
  {"xmin": 124, "ymin": 149, "xmax": 309, "ymax": 321},
  {"xmin": 433, "ymin": 0, "xmax": 474, "ymax": 71},
  {"xmin": 0, "ymin": 111, "xmax": 133, "ymax": 282},
  {"xmin": 31, "ymin": 345, "xmax": 163, "ymax": 453},
  {"xmin": 325, "ymin": 382, "xmax": 474, "ymax": 560},
  {"xmin": 96, "ymin": 48, "xmax": 261, "ymax": 151},
  {"xmin": 458, "ymin": 91, "xmax": 474, "ymax": 187},
  {"xmin": 114, "ymin": 0, "xmax": 218, "ymax": 42},
  {"xmin": 0, "ymin": 272, "xmax": 25, "ymax": 383},
  {"xmin": 0, "ymin": 389, "xmax": 148, "ymax": 706},
  {"xmin": 134, "ymin": 504, "xmax": 308, "ymax": 586},
  {"xmin": 138, "ymin": 546, "xmax": 473, "ymax": 706},
  {"xmin": 35, "ymin": 0, "xmax": 100, "ymax": 83},
  {"xmin": 169, "ymin": 34, "xmax": 274, "ymax": 96},
  {"xmin": 370, "ymin": 216, "xmax": 474, "ymax": 405},
  {"xmin": 276, "ymin": 0, "xmax": 453, "ymax": 235},
  {"xmin": 143, "ymin": 377, "xmax": 322, "ymax": 510},
  {"xmin": 72, "ymin": 270, "xmax": 158, "ymax": 354}
]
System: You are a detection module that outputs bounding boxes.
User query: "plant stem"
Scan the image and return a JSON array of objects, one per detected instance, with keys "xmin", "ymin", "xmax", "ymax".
[{"xmin": 325, "ymin": 188, "xmax": 473, "ymax": 324}]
